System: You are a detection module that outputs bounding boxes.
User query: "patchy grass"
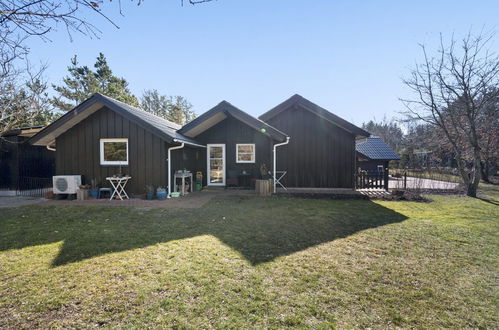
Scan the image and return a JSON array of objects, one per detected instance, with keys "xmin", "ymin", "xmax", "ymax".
[{"xmin": 0, "ymin": 186, "xmax": 498, "ymax": 328}]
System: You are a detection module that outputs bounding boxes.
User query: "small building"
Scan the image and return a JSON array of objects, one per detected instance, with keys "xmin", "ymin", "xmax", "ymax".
[
  {"xmin": 0, "ymin": 126, "xmax": 55, "ymax": 195},
  {"xmin": 29, "ymin": 93, "xmax": 375, "ymax": 196},
  {"xmin": 356, "ymin": 136, "xmax": 400, "ymax": 173}
]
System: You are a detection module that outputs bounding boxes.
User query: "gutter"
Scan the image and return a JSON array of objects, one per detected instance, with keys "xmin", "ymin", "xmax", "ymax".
[
  {"xmin": 167, "ymin": 139, "xmax": 205, "ymax": 198},
  {"xmin": 46, "ymin": 145, "xmax": 56, "ymax": 151},
  {"xmin": 272, "ymin": 137, "xmax": 290, "ymax": 193},
  {"xmin": 167, "ymin": 142, "xmax": 185, "ymax": 198},
  {"xmin": 173, "ymin": 138, "xmax": 206, "ymax": 148}
]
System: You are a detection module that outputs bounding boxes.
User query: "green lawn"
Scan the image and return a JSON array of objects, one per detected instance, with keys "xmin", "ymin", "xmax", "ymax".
[{"xmin": 1, "ymin": 186, "xmax": 498, "ymax": 328}]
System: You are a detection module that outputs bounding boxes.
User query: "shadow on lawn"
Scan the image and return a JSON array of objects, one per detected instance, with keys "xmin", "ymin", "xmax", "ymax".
[{"xmin": 0, "ymin": 196, "xmax": 408, "ymax": 266}]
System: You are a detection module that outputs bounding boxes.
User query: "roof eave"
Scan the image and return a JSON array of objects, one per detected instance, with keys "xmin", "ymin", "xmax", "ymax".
[
  {"xmin": 181, "ymin": 101, "xmax": 288, "ymax": 142},
  {"xmin": 260, "ymin": 94, "xmax": 369, "ymax": 137},
  {"xmin": 29, "ymin": 93, "xmax": 197, "ymax": 147}
]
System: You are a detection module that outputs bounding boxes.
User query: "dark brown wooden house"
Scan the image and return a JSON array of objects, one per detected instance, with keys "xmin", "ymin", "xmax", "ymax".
[
  {"xmin": 30, "ymin": 93, "xmax": 374, "ymax": 196},
  {"xmin": 29, "ymin": 94, "xmax": 204, "ymax": 196},
  {"xmin": 259, "ymin": 94, "xmax": 369, "ymax": 189},
  {"xmin": 179, "ymin": 101, "xmax": 288, "ymax": 187}
]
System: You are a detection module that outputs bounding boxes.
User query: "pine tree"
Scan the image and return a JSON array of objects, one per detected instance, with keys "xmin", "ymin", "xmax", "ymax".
[
  {"xmin": 141, "ymin": 90, "xmax": 195, "ymax": 125},
  {"xmin": 52, "ymin": 53, "xmax": 139, "ymax": 111}
]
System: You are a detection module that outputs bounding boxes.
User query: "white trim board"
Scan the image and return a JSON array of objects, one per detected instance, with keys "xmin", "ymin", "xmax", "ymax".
[
  {"xmin": 207, "ymin": 144, "xmax": 226, "ymax": 186},
  {"xmin": 100, "ymin": 138, "xmax": 129, "ymax": 166},
  {"xmin": 236, "ymin": 143, "xmax": 255, "ymax": 163}
]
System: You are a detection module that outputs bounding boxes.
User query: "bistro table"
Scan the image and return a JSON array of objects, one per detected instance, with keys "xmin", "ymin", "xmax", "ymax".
[
  {"xmin": 238, "ymin": 172, "xmax": 252, "ymax": 188},
  {"xmin": 106, "ymin": 176, "xmax": 131, "ymax": 200},
  {"xmin": 174, "ymin": 172, "xmax": 193, "ymax": 196}
]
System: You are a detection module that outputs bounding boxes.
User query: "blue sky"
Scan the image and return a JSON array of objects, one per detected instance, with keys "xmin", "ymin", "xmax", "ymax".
[{"xmin": 27, "ymin": 0, "xmax": 498, "ymax": 124}]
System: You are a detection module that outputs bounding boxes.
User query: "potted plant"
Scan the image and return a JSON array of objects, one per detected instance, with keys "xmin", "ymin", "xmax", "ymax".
[
  {"xmin": 77, "ymin": 184, "xmax": 90, "ymax": 200},
  {"xmin": 260, "ymin": 163, "xmax": 270, "ymax": 180},
  {"xmin": 156, "ymin": 186, "xmax": 167, "ymax": 200},
  {"xmin": 89, "ymin": 179, "xmax": 99, "ymax": 198},
  {"xmin": 145, "ymin": 185, "xmax": 155, "ymax": 200}
]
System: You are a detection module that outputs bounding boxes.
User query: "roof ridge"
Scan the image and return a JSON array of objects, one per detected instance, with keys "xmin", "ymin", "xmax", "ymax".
[
  {"xmin": 259, "ymin": 94, "xmax": 370, "ymax": 137},
  {"xmin": 97, "ymin": 93, "xmax": 181, "ymax": 130},
  {"xmin": 180, "ymin": 100, "xmax": 288, "ymax": 141},
  {"xmin": 220, "ymin": 100, "xmax": 288, "ymax": 135}
]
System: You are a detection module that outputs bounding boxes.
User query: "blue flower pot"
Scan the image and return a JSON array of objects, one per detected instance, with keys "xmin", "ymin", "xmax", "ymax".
[
  {"xmin": 90, "ymin": 189, "xmax": 99, "ymax": 198},
  {"xmin": 146, "ymin": 193, "xmax": 154, "ymax": 200},
  {"xmin": 156, "ymin": 190, "xmax": 167, "ymax": 200}
]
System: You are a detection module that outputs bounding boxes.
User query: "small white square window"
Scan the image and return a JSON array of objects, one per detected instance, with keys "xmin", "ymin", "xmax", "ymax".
[
  {"xmin": 100, "ymin": 138, "xmax": 129, "ymax": 165},
  {"xmin": 236, "ymin": 144, "xmax": 255, "ymax": 163}
]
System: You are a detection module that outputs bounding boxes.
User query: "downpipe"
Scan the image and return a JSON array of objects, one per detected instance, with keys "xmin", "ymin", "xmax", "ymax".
[
  {"xmin": 167, "ymin": 142, "xmax": 185, "ymax": 198},
  {"xmin": 273, "ymin": 137, "xmax": 290, "ymax": 193}
]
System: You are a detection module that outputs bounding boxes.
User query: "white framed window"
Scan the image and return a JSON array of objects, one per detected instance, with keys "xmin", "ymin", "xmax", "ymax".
[
  {"xmin": 236, "ymin": 144, "xmax": 255, "ymax": 163},
  {"xmin": 100, "ymin": 138, "xmax": 129, "ymax": 165}
]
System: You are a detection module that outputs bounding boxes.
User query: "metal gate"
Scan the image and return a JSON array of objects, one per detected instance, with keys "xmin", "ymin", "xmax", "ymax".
[{"xmin": 16, "ymin": 177, "xmax": 53, "ymax": 197}]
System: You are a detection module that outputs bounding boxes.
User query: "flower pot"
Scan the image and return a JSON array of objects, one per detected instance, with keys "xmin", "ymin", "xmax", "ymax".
[
  {"xmin": 146, "ymin": 193, "xmax": 154, "ymax": 200},
  {"xmin": 156, "ymin": 190, "xmax": 167, "ymax": 200},
  {"xmin": 89, "ymin": 189, "xmax": 99, "ymax": 198},
  {"xmin": 76, "ymin": 188, "xmax": 89, "ymax": 201}
]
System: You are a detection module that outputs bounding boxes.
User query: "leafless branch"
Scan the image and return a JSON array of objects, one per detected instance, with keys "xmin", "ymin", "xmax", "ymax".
[{"xmin": 400, "ymin": 29, "xmax": 499, "ymax": 197}]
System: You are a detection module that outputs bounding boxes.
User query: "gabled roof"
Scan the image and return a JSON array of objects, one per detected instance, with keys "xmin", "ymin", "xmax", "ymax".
[
  {"xmin": 356, "ymin": 136, "xmax": 400, "ymax": 160},
  {"xmin": 179, "ymin": 100, "xmax": 288, "ymax": 142},
  {"xmin": 259, "ymin": 94, "xmax": 370, "ymax": 137},
  {"xmin": 29, "ymin": 93, "xmax": 202, "ymax": 147}
]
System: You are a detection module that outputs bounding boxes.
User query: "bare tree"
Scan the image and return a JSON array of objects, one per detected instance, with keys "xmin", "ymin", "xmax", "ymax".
[
  {"xmin": 401, "ymin": 31, "xmax": 499, "ymax": 197},
  {"xmin": 0, "ymin": 0, "xmax": 213, "ymax": 137},
  {"xmin": 0, "ymin": 0, "xmax": 214, "ymax": 56},
  {"xmin": 0, "ymin": 57, "xmax": 51, "ymax": 137}
]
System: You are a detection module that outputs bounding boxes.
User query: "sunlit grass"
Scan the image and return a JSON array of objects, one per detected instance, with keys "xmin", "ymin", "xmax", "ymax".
[{"xmin": 0, "ymin": 185, "xmax": 497, "ymax": 328}]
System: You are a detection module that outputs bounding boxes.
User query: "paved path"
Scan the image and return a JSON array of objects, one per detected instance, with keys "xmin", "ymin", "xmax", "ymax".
[
  {"xmin": 42, "ymin": 189, "xmax": 254, "ymax": 209},
  {"xmin": 389, "ymin": 177, "xmax": 460, "ymax": 190},
  {"xmin": 0, "ymin": 196, "xmax": 47, "ymax": 208}
]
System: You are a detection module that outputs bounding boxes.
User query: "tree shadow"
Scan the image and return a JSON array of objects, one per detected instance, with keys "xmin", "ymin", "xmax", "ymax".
[
  {"xmin": 476, "ymin": 197, "xmax": 499, "ymax": 206},
  {"xmin": 0, "ymin": 197, "xmax": 408, "ymax": 267}
]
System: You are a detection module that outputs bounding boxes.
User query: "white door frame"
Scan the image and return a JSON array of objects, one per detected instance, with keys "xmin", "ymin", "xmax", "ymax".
[{"xmin": 207, "ymin": 144, "xmax": 226, "ymax": 186}]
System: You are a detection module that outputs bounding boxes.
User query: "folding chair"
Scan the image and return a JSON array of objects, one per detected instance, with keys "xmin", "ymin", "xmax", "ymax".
[{"xmin": 268, "ymin": 170, "xmax": 287, "ymax": 190}]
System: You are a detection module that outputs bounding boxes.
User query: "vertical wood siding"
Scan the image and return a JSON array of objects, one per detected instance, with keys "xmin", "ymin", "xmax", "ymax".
[
  {"xmin": 193, "ymin": 115, "xmax": 273, "ymax": 186},
  {"xmin": 264, "ymin": 104, "xmax": 356, "ymax": 188},
  {"xmin": 55, "ymin": 107, "xmax": 167, "ymax": 195}
]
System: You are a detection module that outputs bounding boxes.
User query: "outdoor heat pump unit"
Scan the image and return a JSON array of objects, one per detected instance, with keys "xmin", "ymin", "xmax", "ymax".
[{"xmin": 53, "ymin": 175, "xmax": 82, "ymax": 194}]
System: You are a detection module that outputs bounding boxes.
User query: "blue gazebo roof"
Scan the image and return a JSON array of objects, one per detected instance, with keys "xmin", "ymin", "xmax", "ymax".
[{"xmin": 356, "ymin": 136, "xmax": 400, "ymax": 160}]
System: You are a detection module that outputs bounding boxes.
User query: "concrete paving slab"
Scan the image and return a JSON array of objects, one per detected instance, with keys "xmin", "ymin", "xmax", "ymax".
[{"xmin": 0, "ymin": 196, "xmax": 47, "ymax": 208}]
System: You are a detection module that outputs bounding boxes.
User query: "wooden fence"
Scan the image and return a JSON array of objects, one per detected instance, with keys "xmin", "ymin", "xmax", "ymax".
[{"xmin": 356, "ymin": 172, "xmax": 389, "ymax": 190}]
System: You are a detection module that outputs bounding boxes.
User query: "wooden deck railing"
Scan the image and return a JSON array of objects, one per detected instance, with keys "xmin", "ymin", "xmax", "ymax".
[{"xmin": 356, "ymin": 171, "xmax": 388, "ymax": 190}]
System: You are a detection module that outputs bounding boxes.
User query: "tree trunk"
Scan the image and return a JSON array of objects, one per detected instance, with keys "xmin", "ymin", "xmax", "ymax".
[
  {"xmin": 465, "ymin": 150, "xmax": 482, "ymax": 197},
  {"xmin": 480, "ymin": 161, "xmax": 491, "ymax": 183}
]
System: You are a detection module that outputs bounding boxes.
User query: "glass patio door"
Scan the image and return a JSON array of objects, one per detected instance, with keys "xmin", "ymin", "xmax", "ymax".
[{"xmin": 207, "ymin": 144, "xmax": 225, "ymax": 185}]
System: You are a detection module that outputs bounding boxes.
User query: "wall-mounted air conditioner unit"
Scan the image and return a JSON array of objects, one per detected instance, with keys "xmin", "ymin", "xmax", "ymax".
[{"xmin": 53, "ymin": 175, "xmax": 82, "ymax": 194}]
